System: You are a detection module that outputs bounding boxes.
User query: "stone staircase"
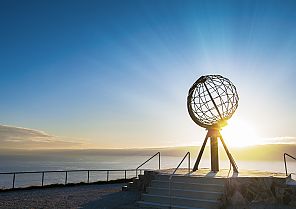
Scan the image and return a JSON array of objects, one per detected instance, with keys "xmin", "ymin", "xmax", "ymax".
[
  {"xmin": 137, "ymin": 174, "xmax": 226, "ymax": 209},
  {"xmin": 122, "ymin": 173, "xmax": 148, "ymax": 191}
]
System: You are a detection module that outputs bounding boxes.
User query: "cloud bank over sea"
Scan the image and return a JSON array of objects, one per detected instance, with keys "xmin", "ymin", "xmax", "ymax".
[{"xmin": 0, "ymin": 124, "xmax": 88, "ymax": 149}]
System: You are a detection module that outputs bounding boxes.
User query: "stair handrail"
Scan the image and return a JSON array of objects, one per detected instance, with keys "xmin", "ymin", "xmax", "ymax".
[
  {"xmin": 168, "ymin": 152, "xmax": 191, "ymax": 208},
  {"xmin": 284, "ymin": 153, "xmax": 296, "ymax": 176},
  {"xmin": 136, "ymin": 152, "xmax": 160, "ymax": 177}
]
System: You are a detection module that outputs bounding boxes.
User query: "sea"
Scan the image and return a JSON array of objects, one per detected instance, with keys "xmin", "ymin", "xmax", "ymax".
[{"xmin": 0, "ymin": 154, "xmax": 295, "ymax": 189}]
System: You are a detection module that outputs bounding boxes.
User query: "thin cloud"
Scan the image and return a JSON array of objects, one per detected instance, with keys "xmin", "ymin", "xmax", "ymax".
[
  {"xmin": 0, "ymin": 124, "xmax": 89, "ymax": 149},
  {"xmin": 260, "ymin": 136, "xmax": 296, "ymax": 144}
]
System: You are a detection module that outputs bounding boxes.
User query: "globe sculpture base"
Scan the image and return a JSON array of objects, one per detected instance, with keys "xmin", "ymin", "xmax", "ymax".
[{"xmin": 193, "ymin": 128, "xmax": 238, "ymax": 173}]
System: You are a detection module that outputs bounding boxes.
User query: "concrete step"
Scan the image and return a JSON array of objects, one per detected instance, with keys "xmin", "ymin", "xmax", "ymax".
[
  {"xmin": 138, "ymin": 174, "xmax": 145, "ymax": 180},
  {"xmin": 155, "ymin": 175, "xmax": 225, "ymax": 185},
  {"xmin": 124, "ymin": 181, "xmax": 138, "ymax": 191},
  {"xmin": 142, "ymin": 194, "xmax": 220, "ymax": 209},
  {"xmin": 138, "ymin": 201, "xmax": 206, "ymax": 209},
  {"xmin": 133, "ymin": 178, "xmax": 140, "ymax": 184},
  {"xmin": 150, "ymin": 180, "xmax": 224, "ymax": 192},
  {"xmin": 122, "ymin": 185, "xmax": 128, "ymax": 191},
  {"xmin": 146, "ymin": 187, "xmax": 222, "ymax": 200}
]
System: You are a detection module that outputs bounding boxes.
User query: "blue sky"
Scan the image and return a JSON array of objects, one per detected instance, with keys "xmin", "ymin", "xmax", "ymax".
[{"xmin": 0, "ymin": 0, "xmax": 296, "ymax": 148}]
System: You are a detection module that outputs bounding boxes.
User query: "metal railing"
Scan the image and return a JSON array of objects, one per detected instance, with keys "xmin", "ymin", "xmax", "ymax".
[
  {"xmin": 0, "ymin": 169, "xmax": 144, "ymax": 189},
  {"xmin": 284, "ymin": 153, "xmax": 296, "ymax": 176},
  {"xmin": 136, "ymin": 152, "xmax": 160, "ymax": 177},
  {"xmin": 168, "ymin": 152, "xmax": 190, "ymax": 208},
  {"xmin": 0, "ymin": 153, "xmax": 162, "ymax": 189}
]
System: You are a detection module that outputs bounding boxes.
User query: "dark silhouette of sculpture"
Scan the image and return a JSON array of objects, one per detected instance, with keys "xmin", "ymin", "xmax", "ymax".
[{"xmin": 187, "ymin": 75, "xmax": 239, "ymax": 172}]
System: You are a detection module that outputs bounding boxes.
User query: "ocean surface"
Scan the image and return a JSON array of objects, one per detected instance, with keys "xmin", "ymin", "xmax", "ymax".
[{"xmin": 0, "ymin": 154, "xmax": 295, "ymax": 189}]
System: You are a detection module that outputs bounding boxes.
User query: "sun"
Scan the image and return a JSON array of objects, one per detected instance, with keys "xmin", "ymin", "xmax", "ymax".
[{"xmin": 220, "ymin": 116, "xmax": 259, "ymax": 147}]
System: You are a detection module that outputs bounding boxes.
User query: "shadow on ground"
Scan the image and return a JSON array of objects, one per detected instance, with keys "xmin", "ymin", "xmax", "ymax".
[{"xmin": 81, "ymin": 190, "xmax": 140, "ymax": 209}]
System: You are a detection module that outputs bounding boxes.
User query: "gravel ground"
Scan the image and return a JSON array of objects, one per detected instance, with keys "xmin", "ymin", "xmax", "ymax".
[
  {"xmin": 82, "ymin": 189, "xmax": 140, "ymax": 209},
  {"xmin": 0, "ymin": 183, "xmax": 139, "ymax": 209}
]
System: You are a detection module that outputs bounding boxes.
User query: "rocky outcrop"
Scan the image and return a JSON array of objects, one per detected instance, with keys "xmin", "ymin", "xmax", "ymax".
[{"xmin": 223, "ymin": 176, "xmax": 296, "ymax": 208}]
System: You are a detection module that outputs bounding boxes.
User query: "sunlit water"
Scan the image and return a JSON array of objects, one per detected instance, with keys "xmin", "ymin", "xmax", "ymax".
[{"xmin": 0, "ymin": 155, "xmax": 295, "ymax": 189}]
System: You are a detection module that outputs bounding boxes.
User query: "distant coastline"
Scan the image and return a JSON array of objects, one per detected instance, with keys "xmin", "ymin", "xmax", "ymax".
[{"xmin": 1, "ymin": 144, "xmax": 295, "ymax": 161}]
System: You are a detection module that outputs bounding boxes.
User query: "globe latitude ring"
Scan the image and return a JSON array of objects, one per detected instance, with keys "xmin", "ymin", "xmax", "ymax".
[{"xmin": 187, "ymin": 75, "xmax": 239, "ymax": 129}]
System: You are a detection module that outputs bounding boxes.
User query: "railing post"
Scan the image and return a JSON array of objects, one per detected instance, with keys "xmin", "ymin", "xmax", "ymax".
[
  {"xmin": 136, "ymin": 169, "xmax": 138, "ymax": 178},
  {"xmin": 124, "ymin": 170, "xmax": 126, "ymax": 180},
  {"xmin": 169, "ymin": 177, "xmax": 171, "ymax": 208},
  {"xmin": 188, "ymin": 152, "xmax": 190, "ymax": 173},
  {"xmin": 42, "ymin": 172, "xmax": 45, "ymax": 186},
  {"xmin": 12, "ymin": 173, "xmax": 15, "ymax": 189},
  {"xmin": 65, "ymin": 171, "xmax": 68, "ymax": 185},
  {"xmin": 158, "ymin": 152, "xmax": 161, "ymax": 170},
  {"xmin": 284, "ymin": 153, "xmax": 288, "ymax": 176},
  {"xmin": 107, "ymin": 171, "xmax": 109, "ymax": 182},
  {"xmin": 87, "ymin": 171, "xmax": 90, "ymax": 183}
]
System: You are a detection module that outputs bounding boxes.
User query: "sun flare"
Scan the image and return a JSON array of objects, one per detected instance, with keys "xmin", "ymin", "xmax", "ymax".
[{"xmin": 221, "ymin": 116, "xmax": 259, "ymax": 147}]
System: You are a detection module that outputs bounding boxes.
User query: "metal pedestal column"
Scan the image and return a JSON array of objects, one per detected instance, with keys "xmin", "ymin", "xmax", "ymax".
[
  {"xmin": 192, "ymin": 128, "xmax": 238, "ymax": 173},
  {"xmin": 210, "ymin": 136, "xmax": 219, "ymax": 172}
]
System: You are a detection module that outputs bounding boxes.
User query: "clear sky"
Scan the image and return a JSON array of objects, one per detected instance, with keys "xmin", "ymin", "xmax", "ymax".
[{"xmin": 0, "ymin": 0, "xmax": 296, "ymax": 149}]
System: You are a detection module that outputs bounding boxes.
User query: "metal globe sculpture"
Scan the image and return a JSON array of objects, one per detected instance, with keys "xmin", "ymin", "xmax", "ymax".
[
  {"xmin": 187, "ymin": 75, "xmax": 239, "ymax": 129},
  {"xmin": 188, "ymin": 75, "xmax": 239, "ymax": 173}
]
